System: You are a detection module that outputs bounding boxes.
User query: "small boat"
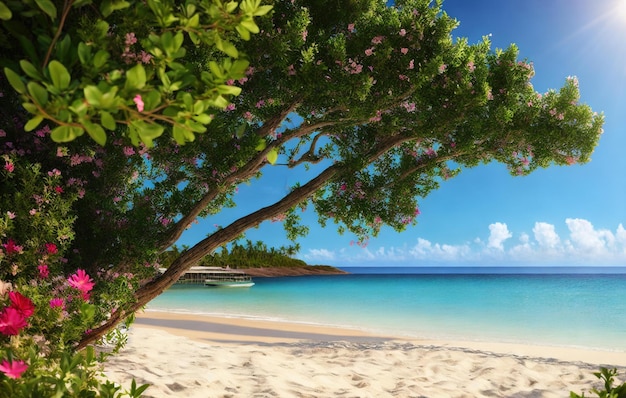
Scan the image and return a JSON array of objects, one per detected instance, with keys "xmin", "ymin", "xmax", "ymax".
[{"xmin": 204, "ymin": 269, "xmax": 255, "ymax": 288}]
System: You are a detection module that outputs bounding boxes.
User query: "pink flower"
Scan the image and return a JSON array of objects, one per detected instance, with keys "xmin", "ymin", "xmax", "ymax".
[
  {"xmin": 67, "ymin": 269, "xmax": 95, "ymax": 293},
  {"xmin": 399, "ymin": 28, "xmax": 406, "ymax": 37},
  {"xmin": 3, "ymin": 239, "xmax": 23, "ymax": 255},
  {"xmin": 125, "ymin": 32, "xmax": 137, "ymax": 46},
  {"xmin": 123, "ymin": 146, "xmax": 135, "ymax": 156},
  {"xmin": 38, "ymin": 264, "xmax": 49, "ymax": 278},
  {"xmin": 287, "ymin": 64, "xmax": 296, "ymax": 76},
  {"xmin": 9, "ymin": 291, "xmax": 34, "ymax": 318},
  {"xmin": 45, "ymin": 243, "xmax": 58, "ymax": 254},
  {"xmin": 400, "ymin": 48, "xmax": 408, "ymax": 55},
  {"xmin": 364, "ymin": 48, "xmax": 374, "ymax": 56},
  {"xmin": 6, "ymin": 211, "xmax": 15, "ymax": 219},
  {"xmin": 408, "ymin": 59, "xmax": 414, "ymax": 70},
  {"xmin": 139, "ymin": 51, "xmax": 152, "ymax": 64},
  {"xmin": 3, "ymin": 161, "xmax": 13, "ymax": 172},
  {"xmin": 0, "ymin": 359, "xmax": 28, "ymax": 379},
  {"xmin": 0, "ymin": 307, "xmax": 28, "ymax": 335},
  {"xmin": 133, "ymin": 95, "xmax": 144, "ymax": 112},
  {"xmin": 468, "ymin": 61, "xmax": 476, "ymax": 72},
  {"xmin": 371, "ymin": 36, "xmax": 384, "ymax": 44},
  {"xmin": 438, "ymin": 64, "xmax": 447, "ymax": 74},
  {"xmin": 49, "ymin": 298, "xmax": 64, "ymax": 309}
]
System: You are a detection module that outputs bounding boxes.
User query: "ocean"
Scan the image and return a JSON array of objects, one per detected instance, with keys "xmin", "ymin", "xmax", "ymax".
[{"xmin": 146, "ymin": 266, "xmax": 626, "ymax": 351}]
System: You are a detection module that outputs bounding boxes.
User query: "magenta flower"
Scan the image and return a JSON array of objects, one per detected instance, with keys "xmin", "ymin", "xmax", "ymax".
[
  {"xmin": 49, "ymin": 298, "xmax": 64, "ymax": 309},
  {"xmin": 133, "ymin": 95, "xmax": 144, "ymax": 112},
  {"xmin": 38, "ymin": 264, "xmax": 49, "ymax": 278},
  {"xmin": 45, "ymin": 242, "xmax": 58, "ymax": 254},
  {"xmin": 0, "ymin": 307, "xmax": 28, "ymax": 335},
  {"xmin": 67, "ymin": 269, "xmax": 95, "ymax": 293},
  {"xmin": 3, "ymin": 239, "xmax": 23, "ymax": 255},
  {"xmin": 0, "ymin": 359, "xmax": 28, "ymax": 379},
  {"xmin": 3, "ymin": 161, "xmax": 13, "ymax": 172},
  {"xmin": 8, "ymin": 291, "xmax": 34, "ymax": 318}
]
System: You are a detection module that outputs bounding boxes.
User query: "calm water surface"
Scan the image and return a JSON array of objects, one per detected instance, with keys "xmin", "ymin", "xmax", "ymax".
[{"xmin": 147, "ymin": 267, "xmax": 626, "ymax": 351}]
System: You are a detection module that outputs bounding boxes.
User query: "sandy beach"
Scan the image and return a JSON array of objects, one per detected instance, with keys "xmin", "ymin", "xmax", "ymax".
[{"xmin": 103, "ymin": 311, "xmax": 626, "ymax": 397}]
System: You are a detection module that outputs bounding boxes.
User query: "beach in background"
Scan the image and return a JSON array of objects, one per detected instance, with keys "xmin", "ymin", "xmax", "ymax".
[
  {"xmin": 104, "ymin": 311, "xmax": 626, "ymax": 397},
  {"xmin": 104, "ymin": 268, "xmax": 626, "ymax": 397}
]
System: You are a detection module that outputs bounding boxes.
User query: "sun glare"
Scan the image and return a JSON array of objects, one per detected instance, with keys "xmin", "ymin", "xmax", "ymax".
[{"xmin": 617, "ymin": 0, "xmax": 626, "ymax": 20}]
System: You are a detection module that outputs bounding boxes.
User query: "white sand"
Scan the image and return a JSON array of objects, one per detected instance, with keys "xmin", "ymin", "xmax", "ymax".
[{"xmin": 103, "ymin": 311, "xmax": 626, "ymax": 397}]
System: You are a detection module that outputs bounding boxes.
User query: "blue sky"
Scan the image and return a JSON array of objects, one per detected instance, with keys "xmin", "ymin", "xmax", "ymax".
[{"xmin": 180, "ymin": 0, "xmax": 626, "ymax": 267}]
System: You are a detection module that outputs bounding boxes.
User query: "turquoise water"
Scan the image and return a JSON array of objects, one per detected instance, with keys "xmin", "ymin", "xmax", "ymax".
[{"xmin": 147, "ymin": 268, "xmax": 626, "ymax": 351}]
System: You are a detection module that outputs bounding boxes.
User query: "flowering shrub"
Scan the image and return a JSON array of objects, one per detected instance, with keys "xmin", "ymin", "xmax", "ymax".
[{"xmin": 0, "ymin": 154, "xmax": 147, "ymax": 396}]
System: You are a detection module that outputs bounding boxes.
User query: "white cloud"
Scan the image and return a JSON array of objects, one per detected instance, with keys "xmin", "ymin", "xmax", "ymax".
[
  {"xmin": 301, "ymin": 219, "xmax": 626, "ymax": 266},
  {"xmin": 533, "ymin": 222, "xmax": 560, "ymax": 249},
  {"xmin": 302, "ymin": 248, "xmax": 335, "ymax": 262},
  {"xmin": 487, "ymin": 222, "xmax": 512, "ymax": 250}
]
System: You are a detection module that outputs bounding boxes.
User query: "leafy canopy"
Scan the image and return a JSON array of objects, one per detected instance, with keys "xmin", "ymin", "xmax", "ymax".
[{"xmin": 0, "ymin": 0, "xmax": 603, "ymax": 359}]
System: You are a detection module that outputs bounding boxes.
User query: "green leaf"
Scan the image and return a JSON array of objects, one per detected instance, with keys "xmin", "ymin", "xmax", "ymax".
[
  {"xmin": 173, "ymin": 124, "xmax": 193, "ymax": 145},
  {"xmin": 215, "ymin": 37, "xmax": 238, "ymax": 58},
  {"xmin": 240, "ymin": 18, "xmax": 259, "ymax": 34},
  {"xmin": 48, "ymin": 60, "xmax": 71, "ymax": 90},
  {"xmin": 236, "ymin": 25, "xmax": 251, "ymax": 41},
  {"xmin": 208, "ymin": 61, "xmax": 224, "ymax": 80},
  {"xmin": 129, "ymin": 120, "xmax": 164, "ymax": 147},
  {"xmin": 142, "ymin": 90, "xmax": 161, "ymax": 111},
  {"xmin": 27, "ymin": 82, "xmax": 49, "ymax": 105},
  {"xmin": 100, "ymin": 0, "xmax": 130, "ymax": 17},
  {"xmin": 4, "ymin": 68, "xmax": 25, "ymax": 94},
  {"xmin": 125, "ymin": 64, "xmax": 146, "ymax": 90},
  {"xmin": 19, "ymin": 60, "xmax": 43, "ymax": 80},
  {"xmin": 35, "ymin": 0, "xmax": 57, "ymax": 19},
  {"xmin": 24, "ymin": 115, "xmax": 44, "ymax": 131},
  {"xmin": 255, "ymin": 138, "xmax": 266, "ymax": 151},
  {"xmin": 50, "ymin": 125, "xmax": 84, "ymax": 142},
  {"xmin": 83, "ymin": 120, "xmax": 107, "ymax": 145},
  {"xmin": 254, "ymin": 5, "xmax": 272, "ymax": 16},
  {"xmin": 0, "ymin": 2, "xmax": 12, "ymax": 21},
  {"xmin": 84, "ymin": 85, "xmax": 102, "ymax": 106},
  {"xmin": 93, "ymin": 50, "xmax": 110, "ymax": 69},
  {"xmin": 216, "ymin": 84, "xmax": 242, "ymax": 96},
  {"xmin": 266, "ymin": 148, "xmax": 278, "ymax": 164},
  {"xmin": 21, "ymin": 103, "xmax": 38, "ymax": 114},
  {"xmin": 192, "ymin": 113, "xmax": 212, "ymax": 124},
  {"xmin": 77, "ymin": 42, "xmax": 92, "ymax": 65},
  {"xmin": 100, "ymin": 111, "xmax": 116, "ymax": 130}
]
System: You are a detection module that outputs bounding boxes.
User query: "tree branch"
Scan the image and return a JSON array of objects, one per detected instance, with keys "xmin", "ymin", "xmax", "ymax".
[{"xmin": 77, "ymin": 163, "xmax": 342, "ymax": 349}]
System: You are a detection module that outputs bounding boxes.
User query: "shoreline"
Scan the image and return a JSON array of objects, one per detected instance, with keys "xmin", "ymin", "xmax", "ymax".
[
  {"xmin": 134, "ymin": 310, "xmax": 626, "ymax": 367},
  {"xmin": 102, "ymin": 310, "xmax": 626, "ymax": 397}
]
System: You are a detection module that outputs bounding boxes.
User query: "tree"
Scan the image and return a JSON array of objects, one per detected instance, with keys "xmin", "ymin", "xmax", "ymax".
[{"xmin": 0, "ymin": 0, "xmax": 602, "ymax": 356}]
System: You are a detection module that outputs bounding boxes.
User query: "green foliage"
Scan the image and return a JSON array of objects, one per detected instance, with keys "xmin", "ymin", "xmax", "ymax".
[
  {"xmin": 0, "ymin": 155, "xmax": 147, "ymax": 396},
  {"xmin": 0, "ymin": 0, "xmax": 604, "ymax": 379},
  {"xmin": 196, "ymin": 240, "xmax": 307, "ymax": 269},
  {"xmin": 571, "ymin": 368, "xmax": 626, "ymax": 398},
  {"xmin": 0, "ymin": 0, "xmax": 272, "ymax": 146}
]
